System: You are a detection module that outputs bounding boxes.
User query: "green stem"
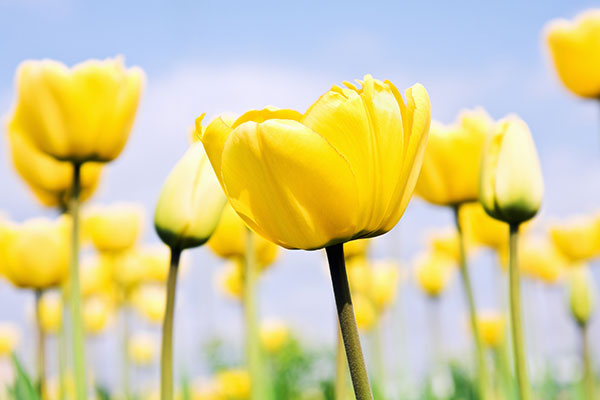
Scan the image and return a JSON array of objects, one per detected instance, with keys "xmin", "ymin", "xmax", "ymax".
[
  {"xmin": 326, "ymin": 243, "xmax": 373, "ymax": 400},
  {"xmin": 454, "ymin": 205, "xmax": 488, "ymax": 398},
  {"xmin": 243, "ymin": 228, "xmax": 267, "ymax": 400},
  {"xmin": 69, "ymin": 162, "xmax": 86, "ymax": 400},
  {"xmin": 494, "ymin": 343, "xmax": 515, "ymax": 400},
  {"xmin": 508, "ymin": 223, "xmax": 532, "ymax": 400},
  {"xmin": 58, "ymin": 289, "xmax": 67, "ymax": 400},
  {"xmin": 373, "ymin": 318, "xmax": 385, "ymax": 398},
  {"xmin": 582, "ymin": 323, "xmax": 595, "ymax": 400},
  {"xmin": 427, "ymin": 297, "xmax": 442, "ymax": 369},
  {"xmin": 161, "ymin": 247, "xmax": 182, "ymax": 400},
  {"xmin": 335, "ymin": 326, "xmax": 348, "ymax": 400},
  {"xmin": 35, "ymin": 289, "xmax": 46, "ymax": 399},
  {"xmin": 122, "ymin": 304, "xmax": 131, "ymax": 400}
]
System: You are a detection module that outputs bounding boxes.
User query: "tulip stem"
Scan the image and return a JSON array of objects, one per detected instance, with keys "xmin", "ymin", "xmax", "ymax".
[
  {"xmin": 326, "ymin": 243, "xmax": 373, "ymax": 400},
  {"xmin": 58, "ymin": 289, "xmax": 68, "ymax": 400},
  {"xmin": 161, "ymin": 247, "xmax": 182, "ymax": 400},
  {"xmin": 69, "ymin": 162, "xmax": 87, "ymax": 400},
  {"xmin": 243, "ymin": 228, "xmax": 268, "ymax": 400},
  {"xmin": 582, "ymin": 323, "xmax": 595, "ymax": 400},
  {"xmin": 508, "ymin": 223, "xmax": 532, "ymax": 400},
  {"xmin": 122, "ymin": 305, "xmax": 131, "ymax": 400},
  {"xmin": 454, "ymin": 205, "xmax": 488, "ymax": 399},
  {"xmin": 335, "ymin": 326, "xmax": 348, "ymax": 400},
  {"xmin": 373, "ymin": 318, "xmax": 385, "ymax": 398},
  {"xmin": 35, "ymin": 289, "xmax": 46, "ymax": 399}
]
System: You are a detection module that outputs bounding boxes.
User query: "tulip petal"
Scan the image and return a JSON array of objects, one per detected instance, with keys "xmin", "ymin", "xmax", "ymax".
[{"xmin": 220, "ymin": 119, "xmax": 359, "ymax": 249}]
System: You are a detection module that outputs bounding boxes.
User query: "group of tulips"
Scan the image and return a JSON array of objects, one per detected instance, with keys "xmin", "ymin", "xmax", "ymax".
[{"xmin": 1, "ymin": 7, "xmax": 600, "ymax": 400}]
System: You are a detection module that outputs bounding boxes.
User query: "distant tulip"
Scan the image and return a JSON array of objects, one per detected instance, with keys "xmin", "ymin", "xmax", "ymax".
[
  {"xmin": 427, "ymin": 228, "xmax": 463, "ymax": 262},
  {"xmin": 85, "ymin": 203, "xmax": 144, "ymax": 253},
  {"xmin": 479, "ymin": 116, "xmax": 543, "ymax": 224},
  {"xmin": 371, "ymin": 260, "xmax": 401, "ymax": 312},
  {"xmin": 550, "ymin": 215, "xmax": 600, "ymax": 262},
  {"xmin": 38, "ymin": 292, "xmax": 63, "ymax": 334},
  {"xmin": 139, "ymin": 244, "xmax": 171, "ymax": 282},
  {"xmin": 131, "ymin": 284, "xmax": 166, "ymax": 324},
  {"xmin": 459, "ymin": 202, "xmax": 508, "ymax": 250},
  {"xmin": 7, "ymin": 129, "xmax": 102, "ymax": 208},
  {"xmin": 414, "ymin": 252, "xmax": 455, "ymax": 298},
  {"xmin": 546, "ymin": 10, "xmax": 600, "ymax": 98},
  {"xmin": 8, "ymin": 57, "xmax": 143, "ymax": 163},
  {"xmin": 217, "ymin": 369, "xmax": 251, "ymax": 400},
  {"xmin": 154, "ymin": 142, "xmax": 227, "ymax": 251},
  {"xmin": 199, "ymin": 76, "xmax": 431, "ymax": 250},
  {"xmin": 259, "ymin": 320, "xmax": 290, "ymax": 353},
  {"xmin": 415, "ymin": 108, "xmax": 492, "ymax": 206},
  {"xmin": 0, "ymin": 323, "xmax": 20, "ymax": 357},
  {"xmin": 129, "ymin": 333, "xmax": 156, "ymax": 366},
  {"xmin": 0, "ymin": 216, "xmax": 70, "ymax": 289},
  {"xmin": 476, "ymin": 312, "xmax": 505, "ymax": 348},
  {"xmin": 78, "ymin": 255, "xmax": 115, "ymax": 298},
  {"xmin": 344, "ymin": 239, "xmax": 371, "ymax": 260},
  {"xmin": 569, "ymin": 266, "xmax": 596, "ymax": 327},
  {"xmin": 83, "ymin": 296, "xmax": 113, "ymax": 335},
  {"xmin": 217, "ymin": 259, "xmax": 244, "ymax": 300},
  {"xmin": 353, "ymin": 293, "xmax": 377, "ymax": 332},
  {"xmin": 498, "ymin": 236, "xmax": 566, "ymax": 283},
  {"xmin": 208, "ymin": 202, "xmax": 279, "ymax": 267}
]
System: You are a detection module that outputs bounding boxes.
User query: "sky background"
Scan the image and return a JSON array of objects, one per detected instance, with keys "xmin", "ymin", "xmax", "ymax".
[{"xmin": 1, "ymin": 0, "xmax": 600, "ymax": 394}]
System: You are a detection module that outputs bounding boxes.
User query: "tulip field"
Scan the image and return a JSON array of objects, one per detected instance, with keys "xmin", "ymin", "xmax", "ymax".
[{"xmin": 1, "ymin": 2, "xmax": 600, "ymax": 400}]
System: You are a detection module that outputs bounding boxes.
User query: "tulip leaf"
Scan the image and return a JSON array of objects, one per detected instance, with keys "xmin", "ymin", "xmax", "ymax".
[{"xmin": 8, "ymin": 353, "xmax": 40, "ymax": 400}]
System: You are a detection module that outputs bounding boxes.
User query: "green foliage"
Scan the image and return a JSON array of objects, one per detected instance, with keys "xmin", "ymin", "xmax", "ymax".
[{"xmin": 7, "ymin": 354, "xmax": 40, "ymax": 400}]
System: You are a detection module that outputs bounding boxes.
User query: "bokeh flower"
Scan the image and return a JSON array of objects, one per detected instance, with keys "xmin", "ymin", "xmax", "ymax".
[
  {"xmin": 84, "ymin": 203, "xmax": 144, "ymax": 253},
  {"xmin": 550, "ymin": 214, "xmax": 600, "ymax": 262},
  {"xmin": 476, "ymin": 312, "xmax": 505, "ymax": 348},
  {"xmin": 38, "ymin": 291, "xmax": 63, "ymax": 334},
  {"xmin": 414, "ymin": 252, "xmax": 455, "ymax": 298},
  {"xmin": 259, "ymin": 319, "xmax": 290, "ymax": 353}
]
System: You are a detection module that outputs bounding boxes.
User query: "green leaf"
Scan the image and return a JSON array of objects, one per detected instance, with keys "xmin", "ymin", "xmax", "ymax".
[{"xmin": 9, "ymin": 353, "xmax": 40, "ymax": 400}]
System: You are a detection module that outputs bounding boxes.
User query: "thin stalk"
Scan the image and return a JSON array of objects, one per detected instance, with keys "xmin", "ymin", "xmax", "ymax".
[
  {"xmin": 68, "ymin": 162, "xmax": 86, "ymax": 400},
  {"xmin": 326, "ymin": 243, "xmax": 373, "ymax": 400},
  {"xmin": 427, "ymin": 297, "xmax": 442, "ymax": 369},
  {"xmin": 243, "ymin": 228, "xmax": 267, "ymax": 399},
  {"xmin": 508, "ymin": 223, "xmax": 532, "ymax": 400},
  {"xmin": 373, "ymin": 317, "xmax": 385, "ymax": 398},
  {"xmin": 494, "ymin": 343, "xmax": 515, "ymax": 400},
  {"xmin": 35, "ymin": 289, "xmax": 46, "ymax": 399},
  {"xmin": 58, "ymin": 289, "xmax": 68, "ymax": 400},
  {"xmin": 582, "ymin": 323, "xmax": 595, "ymax": 400},
  {"xmin": 454, "ymin": 205, "xmax": 488, "ymax": 398},
  {"xmin": 122, "ymin": 304, "xmax": 131, "ymax": 399},
  {"xmin": 161, "ymin": 247, "xmax": 182, "ymax": 400},
  {"xmin": 335, "ymin": 327, "xmax": 348, "ymax": 400}
]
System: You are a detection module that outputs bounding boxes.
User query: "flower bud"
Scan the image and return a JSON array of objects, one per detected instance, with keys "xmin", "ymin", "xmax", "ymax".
[
  {"xmin": 479, "ymin": 116, "xmax": 543, "ymax": 224},
  {"xmin": 154, "ymin": 141, "xmax": 227, "ymax": 250},
  {"xmin": 569, "ymin": 266, "xmax": 595, "ymax": 327}
]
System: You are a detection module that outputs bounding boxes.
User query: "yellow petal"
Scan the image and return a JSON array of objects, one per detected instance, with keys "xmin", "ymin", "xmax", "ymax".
[{"xmin": 221, "ymin": 119, "xmax": 359, "ymax": 249}]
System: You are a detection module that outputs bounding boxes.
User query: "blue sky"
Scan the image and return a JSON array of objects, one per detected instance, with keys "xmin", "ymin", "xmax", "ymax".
[{"xmin": 1, "ymin": 0, "xmax": 599, "ymax": 391}]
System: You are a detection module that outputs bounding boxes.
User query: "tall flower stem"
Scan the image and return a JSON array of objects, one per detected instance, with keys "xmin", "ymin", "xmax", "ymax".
[
  {"xmin": 69, "ymin": 162, "xmax": 86, "ymax": 400},
  {"xmin": 243, "ymin": 228, "xmax": 267, "ymax": 399},
  {"xmin": 372, "ymin": 318, "xmax": 385, "ymax": 398},
  {"xmin": 122, "ymin": 304, "xmax": 131, "ymax": 399},
  {"xmin": 582, "ymin": 323, "xmax": 595, "ymax": 400},
  {"xmin": 453, "ymin": 205, "xmax": 488, "ymax": 398},
  {"xmin": 58, "ymin": 289, "xmax": 68, "ymax": 400},
  {"xmin": 335, "ymin": 327, "xmax": 348, "ymax": 400},
  {"xmin": 326, "ymin": 243, "xmax": 373, "ymax": 400},
  {"xmin": 427, "ymin": 297, "xmax": 442, "ymax": 369},
  {"xmin": 508, "ymin": 223, "xmax": 532, "ymax": 400},
  {"xmin": 35, "ymin": 289, "xmax": 46, "ymax": 399},
  {"xmin": 161, "ymin": 247, "xmax": 182, "ymax": 400}
]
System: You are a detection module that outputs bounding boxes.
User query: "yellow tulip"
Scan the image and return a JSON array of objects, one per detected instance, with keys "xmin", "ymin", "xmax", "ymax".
[
  {"xmin": 415, "ymin": 108, "xmax": 492, "ymax": 205},
  {"xmin": 217, "ymin": 259, "xmax": 243, "ymax": 300},
  {"xmin": 498, "ymin": 235, "xmax": 566, "ymax": 282},
  {"xmin": 343, "ymin": 238, "xmax": 370, "ymax": 260},
  {"xmin": 208, "ymin": 203, "xmax": 280, "ymax": 268},
  {"xmin": 0, "ymin": 216, "xmax": 70, "ymax": 289},
  {"xmin": 459, "ymin": 202, "xmax": 508, "ymax": 250},
  {"xmin": 216, "ymin": 369, "xmax": 251, "ymax": 400},
  {"xmin": 8, "ymin": 57, "xmax": 143, "ymax": 163},
  {"xmin": 38, "ymin": 291, "xmax": 63, "ymax": 334},
  {"xmin": 155, "ymin": 141, "xmax": 227, "ymax": 250},
  {"xmin": 353, "ymin": 293, "xmax": 377, "ymax": 332},
  {"xmin": 427, "ymin": 228, "xmax": 462, "ymax": 262},
  {"xmin": 545, "ymin": 10, "xmax": 600, "ymax": 98},
  {"xmin": 476, "ymin": 312, "xmax": 505, "ymax": 348},
  {"xmin": 78, "ymin": 255, "xmax": 114, "ymax": 298},
  {"xmin": 7, "ymin": 128, "xmax": 102, "ymax": 208},
  {"xmin": 131, "ymin": 284, "xmax": 166, "ymax": 324},
  {"xmin": 371, "ymin": 260, "xmax": 401, "ymax": 311},
  {"xmin": 129, "ymin": 333, "xmax": 156, "ymax": 366},
  {"xmin": 111, "ymin": 249, "xmax": 149, "ymax": 291},
  {"xmin": 479, "ymin": 116, "xmax": 543, "ymax": 224},
  {"xmin": 83, "ymin": 295, "xmax": 113, "ymax": 334},
  {"xmin": 568, "ymin": 266, "xmax": 596, "ymax": 327},
  {"xmin": 139, "ymin": 244, "xmax": 171, "ymax": 282},
  {"xmin": 414, "ymin": 252, "xmax": 455, "ymax": 298},
  {"xmin": 84, "ymin": 203, "xmax": 144, "ymax": 252},
  {"xmin": 550, "ymin": 215, "xmax": 600, "ymax": 262},
  {"xmin": 192, "ymin": 380, "xmax": 224, "ymax": 400},
  {"xmin": 0, "ymin": 323, "xmax": 20, "ymax": 356},
  {"xmin": 259, "ymin": 319, "xmax": 290, "ymax": 353},
  {"xmin": 199, "ymin": 75, "xmax": 431, "ymax": 250},
  {"xmin": 346, "ymin": 257, "xmax": 373, "ymax": 296}
]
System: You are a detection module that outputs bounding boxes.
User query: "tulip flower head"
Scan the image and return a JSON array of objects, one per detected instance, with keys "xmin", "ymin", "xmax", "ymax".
[
  {"xmin": 546, "ymin": 10, "xmax": 600, "ymax": 98},
  {"xmin": 129, "ymin": 333, "xmax": 156, "ymax": 366},
  {"xmin": 414, "ymin": 252, "xmax": 455, "ymax": 298},
  {"xmin": 371, "ymin": 260, "xmax": 401, "ymax": 312},
  {"xmin": 0, "ymin": 216, "xmax": 70, "ymax": 289},
  {"xmin": 476, "ymin": 312, "xmax": 505, "ymax": 348},
  {"xmin": 550, "ymin": 215, "xmax": 600, "ymax": 262},
  {"xmin": 352, "ymin": 292, "xmax": 377, "ymax": 332},
  {"xmin": 459, "ymin": 202, "xmax": 509, "ymax": 250},
  {"xmin": 216, "ymin": 369, "xmax": 251, "ymax": 400},
  {"xmin": 217, "ymin": 259, "xmax": 244, "ymax": 300},
  {"xmin": 427, "ymin": 228, "xmax": 462, "ymax": 262},
  {"xmin": 0, "ymin": 323, "xmax": 19, "ymax": 357},
  {"xmin": 497, "ymin": 235, "xmax": 566, "ymax": 282},
  {"xmin": 38, "ymin": 291, "xmax": 63, "ymax": 334},
  {"xmin": 6, "ymin": 128, "xmax": 102, "ymax": 208},
  {"xmin": 259, "ymin": 319, "xmax": 290, "ymax": 353},
  {"xmin": 85, "ymin": 203, "xmax": 144, "ymax": 253},
  {"xmin": 344, "ymin": 238, "xmax": 371, "ymax": 260},
  {"xmin": 199, "ymin": 75, "xmax": 431, "ymax": 250},
  {"xmin": 415, "ymin": 108, "xmax": 492, "ymax": 206},
  {"xmin": 568, "ymin": 266, "xmax": 596, "ymax": 327},
  {"xmin": 154, "ymin": 141, "xmax": 227, "ymax": 251},
  {"xmin": 479, "ymin": 116, "xmax": 543, "ymax": 225},
  {"xmin": 131, "ymin": 284, "xmax": 166, "ymax": 324},
  {"xmin": 83, "ymin": 295, "xmax": 114, "ymax": 335},
  {"xmin": 8, "ymin": 57, "xmax": 144, "ymax": 163}
]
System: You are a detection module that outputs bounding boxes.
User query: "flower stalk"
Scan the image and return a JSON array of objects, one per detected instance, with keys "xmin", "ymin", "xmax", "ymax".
[
  {"xmin": 582, "ymin": 323, "xmax": 595, "ymax": 400},
  {"xmin": 326, "ymin": 243, "xmax": 373, "ymax": 400},
  {"xmin": 508, "ymin": 223, "xmax": 532, "ymax": 400},
  {"xmin": 454, "ymin": 205, "xmax": 488, "ymax": 398},
  {"xmin": 35, "ymin": 289, "xmax": 46, "ymax": 399},
  {"xmin": 69, "ymin": 162, "xmax": 87, "ymax": 400},
  {"xmin": 161, "ymin": 247, "xmax": 182, "ymax": 400}
]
